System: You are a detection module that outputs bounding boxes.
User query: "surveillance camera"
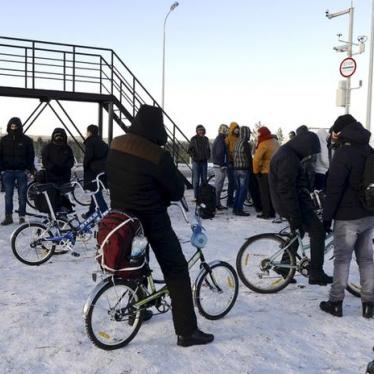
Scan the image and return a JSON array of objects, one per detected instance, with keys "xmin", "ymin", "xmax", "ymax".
[
  {"xmin": 357, "ymin": 35, "xmax": 368, "ymax": 43},
  {"xmin": 333, "ymin": 45, "xmax": 348, "ymax": 52},
  {"xmin": 325, "ymin": 9, "xmax": 329, "ymax": 16},
  {"xmin": 337, "ymin": 33, "xmax": 342, "ymax": 38}
]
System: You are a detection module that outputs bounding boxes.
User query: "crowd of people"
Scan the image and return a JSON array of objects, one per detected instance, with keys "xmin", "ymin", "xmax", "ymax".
[{"xmin": 1, "ymin": 108, "xmax": 373, "ymax": 348}]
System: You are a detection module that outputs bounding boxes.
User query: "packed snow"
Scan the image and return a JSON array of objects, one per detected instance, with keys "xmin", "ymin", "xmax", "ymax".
[{"xmin": 0, "ymin": 187, "xmax": 373, "ymax": 374}]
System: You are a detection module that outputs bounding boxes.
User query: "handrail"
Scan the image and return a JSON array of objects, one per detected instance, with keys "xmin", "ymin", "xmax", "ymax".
[{"xmin": 0, "ymin": 35, "xmax": 192, "ymax": 169}]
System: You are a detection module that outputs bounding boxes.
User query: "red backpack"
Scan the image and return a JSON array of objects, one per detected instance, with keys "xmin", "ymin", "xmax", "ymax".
[{"xmin": 96, "ymin": 211, "xmax": 147, "ymax": 279}]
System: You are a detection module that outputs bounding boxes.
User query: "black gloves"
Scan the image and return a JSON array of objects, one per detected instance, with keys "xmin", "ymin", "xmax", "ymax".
[
  {"xmin": 323, "ymin": 220, "xmax": 332, "ymax": 234},
  {"xmin": 289, "ymin": 216, "xmax": 305, "ymax": 238}
]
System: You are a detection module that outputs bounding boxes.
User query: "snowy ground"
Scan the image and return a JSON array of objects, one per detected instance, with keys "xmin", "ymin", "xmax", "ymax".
[{"xmin": 0, "ymin": 188, "xmax": 373, "ymax": 374}]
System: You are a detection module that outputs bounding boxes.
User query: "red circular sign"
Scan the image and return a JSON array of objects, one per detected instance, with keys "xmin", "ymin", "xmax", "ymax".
[{"xmin": 339, "ymin": 57, "xmax": 357, "ymax": 78}]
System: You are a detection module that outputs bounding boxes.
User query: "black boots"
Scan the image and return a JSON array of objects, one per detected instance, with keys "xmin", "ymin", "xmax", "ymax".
[
  {"xmin": 233, "ymin": 210, "xmax": 250, "ymax": 217},
  {"xmin": 319, "ymin": 300, "xmax": 343, "ymax": 317},
  {"xmin": 309, "ymin": 272, "xmax": 333, "ymax": 286},
  {"xmin": 1, "ymin": 215, "xmax": 13, "ymax": 225},
  {"xmin": 177, "ymin": 328, "xmax": 214, "ymax": 347},
  {"xmin": 363, "ymin": 303, "xmax": 374, "ymax": 319}
]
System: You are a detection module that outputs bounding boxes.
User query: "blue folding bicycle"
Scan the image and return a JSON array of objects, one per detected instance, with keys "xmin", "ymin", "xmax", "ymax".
[{"xmin": 11, "ymin": 173, "xmax": 108, "ymax": 266}]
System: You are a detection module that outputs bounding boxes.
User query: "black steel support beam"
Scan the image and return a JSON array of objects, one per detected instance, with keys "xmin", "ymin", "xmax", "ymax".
[
  {"xmin": 55, "ymin": 100, "xmax": 85, "ymax": 142},
  {"xmin": 47, "ymin": 102, "xmax": 85, "ymax": 153},
  {"xmin": 107, "ymin": 101, "xmax": 113, "ymax": 144},
  {"xmin": 98, "ymin": 103, "xmax": 103, "ymax": 138},
  {"xmin": 23, "ymin": 102, "xmax": 49, "ymax": 134}
]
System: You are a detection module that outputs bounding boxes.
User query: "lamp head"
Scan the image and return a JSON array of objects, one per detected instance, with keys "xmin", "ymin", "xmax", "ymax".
[{"xmin": 170, "ymin": 2, "xmax": 179, "ymax": 11}]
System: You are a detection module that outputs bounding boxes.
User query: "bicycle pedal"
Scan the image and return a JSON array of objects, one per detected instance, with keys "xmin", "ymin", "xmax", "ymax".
[{"xmin": 71, "ymin": 251, "xmax": 80, "ymax": 257}]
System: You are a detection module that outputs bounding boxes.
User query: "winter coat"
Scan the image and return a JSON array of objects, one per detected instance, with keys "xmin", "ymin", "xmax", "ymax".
[
  {"xmin": 269, "ymin": 131, "xmax": 321, "ymax": 220},
  {"xmin": 107, "ymin": 105, "xmax": 185, "ymax": 213},
  {"xmin": 212, "ymin": 134, "xmax": 227, "ymax": 167},
  {"xmin": 41, "ymin": 128, "xmax": 75, "ymax": 184},
  {"xmin": 233, "ymin": 127, "xmax": 252, "ymax": 170},
  {"xmin": 315, "ymin": 128, "xmax": 329, "ymax": 175},
  {"xmin": 323, "ymin": 121, "xmax": 374, "ymax": 221},
  {"xmin": 253, "ymin": 137, "xmax": 279, "ymax": 174},
  {"xmin": 83, "ymin": 135, "xmax": 108, "ymax": 190},
  {"xmin": 0, "ymin": 123, "xmax": 34, "ymax": 172},
  {"xmin": 226, "ymin": 122, "xmax": 239, "ymax": 163},
  {"xmin": 187, "ymin": 135, "xmax": 210, "ymax": 162}
]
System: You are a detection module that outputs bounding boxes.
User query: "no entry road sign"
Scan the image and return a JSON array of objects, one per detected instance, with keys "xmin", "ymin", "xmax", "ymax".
[{"xmin": 340, "ymin": 57, "xmax": 357, "ymax": 78}]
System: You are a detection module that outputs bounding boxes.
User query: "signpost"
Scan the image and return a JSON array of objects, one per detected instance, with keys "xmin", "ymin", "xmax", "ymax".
[{"xmin": 339, "ymin": 57, "xmax": 357, "ymax": 78}]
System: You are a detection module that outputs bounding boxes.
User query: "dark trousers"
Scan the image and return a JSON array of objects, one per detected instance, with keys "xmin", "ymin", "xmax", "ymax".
[
  {"xmin": 192, "ymin": 161, "xmax": 208, "ymax": 198},
  {"xmin": 288, "ymin": 210, "xmax": 326, "ymax": 275},
  {"xmin": 257, "ymin": 174, "xmax": 275, "ymax": 217},
  {"xmin": 2, "ymin": 170, "xmax": 28, "ymax": 216},
  {"xmin": 135, "ymin": 210, "xmax": 197, "ymax": 336},
  {"xmin": 248, "ymin": 173, "xmax": 262, "ymax": 212},
  {"xmin": 314, "ymin": 173, "xmax": 327, "ymax": 191},
  {"xmin": 227, "ymin": 165, "xmax": 236, "ymax": 206},
  {"xmin": 87, "ymin": 191, "xmax": 108, "ymax": 215}
]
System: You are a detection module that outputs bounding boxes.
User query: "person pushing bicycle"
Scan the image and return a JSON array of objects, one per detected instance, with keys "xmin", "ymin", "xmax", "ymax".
[{"xmin": 269, "ymin": 129, "xmax": 333, "ymax": 285}]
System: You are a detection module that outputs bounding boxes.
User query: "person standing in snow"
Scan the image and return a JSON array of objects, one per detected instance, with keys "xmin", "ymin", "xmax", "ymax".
[
  {"xmin": 253, "ymin": 126, "xmax": 279, "ymax": 219},
  {"xmin": 225, "ymin": 122, "xmax": 240, "ymax": 207},
  {"xmin": 0, "ymin": 117, "xmax": 35, "ymax": 225},
  {"xmin": 314, "ymin": 128, "xmax": 329, "ymax": 191},
  {"xmin": 212, "ymin": 124, "xmax": 229, "ymax": 210},
  {"xmin": 187, "ymin": 125, "xmax": 210, "ymax": 200},
  {"xmin": 320, "ymin": 115, "xmax": 374, "ymax": 318},
  {"xmin": 232, "ymin": 126, "xmax": 252, "ymax": 216}
]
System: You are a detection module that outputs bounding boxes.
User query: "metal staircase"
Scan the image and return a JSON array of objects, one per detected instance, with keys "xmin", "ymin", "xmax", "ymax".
[{"xmin": 0, "ymin": 36, "xmax": 191, "ymax": 169}]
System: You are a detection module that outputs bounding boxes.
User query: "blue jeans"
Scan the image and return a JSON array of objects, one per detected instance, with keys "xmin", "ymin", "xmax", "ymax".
[
  {"xmin": 233, "ymin": 170, "xmax": 250, "ymax": 211},
  {"xmin": 227, "ymin": 165, "xmax": 236, "ymax": 206},
  {"xmin": 2, "ymin": 170, "xmax": 28, "ymax": 216},
  {"xmin": 88, "ymin": 191, "xmax": 108, "ymax": 215},
  {"xmin": 329, "ymin": 217, "xmax": 374, "ymax": 303},
  {"xmin": 192, "ymin": 161, "xmax": 208, "ymax": 198}
]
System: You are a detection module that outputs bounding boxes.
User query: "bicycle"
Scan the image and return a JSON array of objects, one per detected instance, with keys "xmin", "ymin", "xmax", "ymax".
[
  {"xmin": 236, "ymin": 226, "xmax": 361, "ymax": 296},
  {"xmin": 26, "ymin": 170, "xmax": 104, "ymax": 210},
  {"xmin": 11, "ymin": 174, "xmax": 108, "ymax": 266},
  {"xmin": 83, "ymin": 200, "xmax": 239, "ymax": 350}
]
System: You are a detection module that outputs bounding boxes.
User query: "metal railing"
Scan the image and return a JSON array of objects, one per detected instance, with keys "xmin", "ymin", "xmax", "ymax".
[{"xmin": 0, "ymin": 36, "xmax": 191, "ymax": 168}]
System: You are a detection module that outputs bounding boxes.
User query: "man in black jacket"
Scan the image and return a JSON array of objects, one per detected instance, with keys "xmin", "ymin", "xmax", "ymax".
[
  {"xmin": 41, "ymin": 128, "xmax": 75, "ymax": 185},
  {"xmin": 188, "ymin": 125, "xmax": 210, "ymax": 200},
  {"xmin": 83, "ymin": 124, "xmax": 108, "ymax": 217},
  {"xmin": 0, "ymin": 117, "xmax": 35, "ymax": 225},
  {"xmin": 106, "ymin": 104, "xmax": 214, "ymax": 347},
  {"xmin": 269, "ymin": 130, "xmax": 333, "ymax": 285},
  {"xmin": 212, "ymin": 124, "xmax": 228, "ymax": 209},
  {"xmin": 320, "ymin": 115, "xmax": 374, "ymax": 318}
]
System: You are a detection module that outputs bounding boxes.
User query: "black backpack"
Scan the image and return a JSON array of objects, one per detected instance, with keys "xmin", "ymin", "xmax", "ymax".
[
  {"xmin": 197, "ymin": 182, "xmax": 216, "ymax": 219},
  {"xmin": 360, "ymin": 152, "xmax": 374, "ymax": 212}
]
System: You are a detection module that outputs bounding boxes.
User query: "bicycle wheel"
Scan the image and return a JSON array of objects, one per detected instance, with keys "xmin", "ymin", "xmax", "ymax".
[
  {"xmin": 85, "ymin": 278, "xmax": 143, "ymax": 350},
  {"xmin": 236, "ymin": 233, "xmax": 296, "ymax": 293},
  {"xmin": 11, "ymin": 222, "xmax": 56, "ymax": 265},
  {"xmin": 26, "ymin": 181, "xmax": 38, "ymax": 210},
  {"xmin": 195, "ymin": 261, "xmax": 239, "ymax": 320},
  {"xmin": 72, "ymin": 181, "xmax": 91, "ymax": 206}
]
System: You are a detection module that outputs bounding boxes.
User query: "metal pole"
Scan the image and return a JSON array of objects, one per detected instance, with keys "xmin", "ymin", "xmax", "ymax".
[
  {"xmin": 161, "ymin": 2, "xmax": 179, "ymax": 109},
  {"xmin": 346, "ymin": 5, "xmax": 354, "ymax": 114},
  {"xmin": 366, "ymin": 0, "xmax": 374, "ymax": 131},
  {"xmin": 162, "ymin": 10, "xmax": 171, "ymax": 109}
]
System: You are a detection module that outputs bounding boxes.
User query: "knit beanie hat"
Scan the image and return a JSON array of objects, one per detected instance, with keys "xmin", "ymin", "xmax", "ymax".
[
  {"xmin": 331, "ymin": 114, "xmax": 356, "ymax": 133},
  {"xmin": 258, "ymin": 126, "xmax": 271, "ymax": 137},
  {"xmin": 196, "ymin": 124, "xmax": 206, "ymax": 133},
  {"xmin": 87, "ymin": 124, "xmax": 99, "ymax": 136},
  {"xmin": 218, "ymin": 124, "xmax": 228, "ymax": 135}
]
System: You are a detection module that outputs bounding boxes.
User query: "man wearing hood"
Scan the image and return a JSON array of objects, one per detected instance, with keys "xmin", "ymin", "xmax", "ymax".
[
  {"xmin": 187, "ymin": 125, "xmax": 210, "ymax": 200},
  {"xmin": 269, "ymin": 130, "xmax": 333, "ymax": 285},
  {"xmin": 0, "ymin": 117, "xmax": 35, "ymax": 225},
  {"xmin": 320, "ymin": 115, "xmax": 374, "ymax": 318},
  {"xmin": 232, "ymin": 126, "xmax": 252, "ymax": 216},
  {"xmin": 226, "ymin": 122, "xmax": 240, "ymax": 207},
  {"xmin": 41, "ymin": 128, "xmax": 75, "ymax": 185},
  {"xmin": 106, "ymin": 104, "xmax": 214, "ymax": 347}
]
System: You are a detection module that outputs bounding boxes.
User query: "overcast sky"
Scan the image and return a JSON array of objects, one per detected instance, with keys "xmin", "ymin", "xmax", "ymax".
[{"xmin": 0, "ymin": 0, "xmax": 372, "ymax": 139}]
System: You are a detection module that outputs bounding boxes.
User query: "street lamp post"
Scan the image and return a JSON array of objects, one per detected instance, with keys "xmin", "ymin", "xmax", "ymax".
[
  {"xmin": 366, "ymin": 0, "xmax": 374, "ymax": 132},
  {"xmin": 162, "ymin": 1, "xmax": 179, "ymax": 110}
]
